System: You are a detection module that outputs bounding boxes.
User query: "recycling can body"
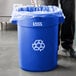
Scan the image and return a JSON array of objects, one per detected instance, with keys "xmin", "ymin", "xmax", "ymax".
[
  {"xmin": 10, "ymin": 5, "xmax": 64, "ymax": 72},
  {"xmin": 17, "ymin": 15, "xmax": 59, "ymax": 71}
]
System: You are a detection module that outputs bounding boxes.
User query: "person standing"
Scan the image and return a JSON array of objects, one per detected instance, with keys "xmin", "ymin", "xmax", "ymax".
[
  {"xmin": 59, "ymin": 0, "xmax": 76, "ymax": 58},
  {"xmin": 31, "ymin": 0, "xmax": 76, "ymax": 58}
]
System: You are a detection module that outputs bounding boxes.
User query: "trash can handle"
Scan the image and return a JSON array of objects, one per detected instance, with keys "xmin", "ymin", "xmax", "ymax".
[{"xmin": 59, "ymin": 16, "xmax": 65, "ymax": 24}]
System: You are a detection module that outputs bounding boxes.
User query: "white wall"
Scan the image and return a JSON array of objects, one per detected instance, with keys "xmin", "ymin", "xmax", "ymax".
[{"xmin": 0, "ymin": 0, "xmax": 31, "ymax": 16}]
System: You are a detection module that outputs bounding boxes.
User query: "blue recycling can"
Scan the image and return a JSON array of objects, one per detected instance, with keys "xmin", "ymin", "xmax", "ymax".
[{"xmin": 10, "ymin": 5, "xmax": 64, "ymax": 72}]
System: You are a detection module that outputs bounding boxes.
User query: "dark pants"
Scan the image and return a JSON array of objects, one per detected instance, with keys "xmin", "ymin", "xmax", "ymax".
[{"xmin": 41, "ymin": 0, "xmax": 75, "ymax": 50}]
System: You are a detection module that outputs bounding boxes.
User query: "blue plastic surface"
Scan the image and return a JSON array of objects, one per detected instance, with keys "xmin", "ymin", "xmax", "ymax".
[{"xmin": 10, "ymin": 5, "xmax": 65, "ymax": 72}]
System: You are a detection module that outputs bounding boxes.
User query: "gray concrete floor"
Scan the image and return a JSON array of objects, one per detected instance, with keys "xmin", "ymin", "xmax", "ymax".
[{"xmin": 0, "ymin": 30, "xmax": 76, "ymax": 76}]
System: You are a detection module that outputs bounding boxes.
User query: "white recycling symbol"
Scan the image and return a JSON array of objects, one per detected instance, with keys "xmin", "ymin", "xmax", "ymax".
[{"xmin": 32, "ymin": 40, "xmax": 45, "ymax": 52}]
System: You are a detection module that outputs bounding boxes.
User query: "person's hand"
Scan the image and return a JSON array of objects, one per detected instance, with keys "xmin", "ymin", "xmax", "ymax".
[
  {"xmin": 31, "ymin": 0, "xmax": 35, "ymax": 5},
  {"xmin": 31, "ymin": 0, "xmax": 39, "ymax": 7}
]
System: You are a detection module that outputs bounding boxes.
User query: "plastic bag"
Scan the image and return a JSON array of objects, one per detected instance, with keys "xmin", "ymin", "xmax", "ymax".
[{"xmin": 10, "ymin": 4, "xmax": 65, "ymax": 24}]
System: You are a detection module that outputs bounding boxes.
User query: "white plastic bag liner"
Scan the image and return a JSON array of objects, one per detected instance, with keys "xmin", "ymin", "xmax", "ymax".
[{"xmin": 10, "ymin": 5, "xmax": 65, "ymax": 24}]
